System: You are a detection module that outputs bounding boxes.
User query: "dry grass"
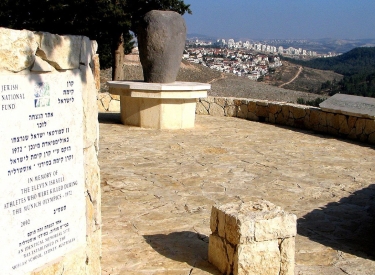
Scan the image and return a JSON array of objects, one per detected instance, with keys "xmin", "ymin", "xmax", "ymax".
[
  {"xmin": 100, "ymin": 58, "xmax": 338, "ymax": 103},
  {"xmin": 266, "ymin": 61, "xmax": 343, "ymax": 94}
]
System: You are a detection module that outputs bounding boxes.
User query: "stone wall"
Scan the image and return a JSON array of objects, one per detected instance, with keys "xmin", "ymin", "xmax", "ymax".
[
  {"xmin": 98, "ymin": 92, "xmax": 120, "ymax": 113},
  {"xmin": 98, "ymin": 92, "xmax": 374, "ymax": 144},
  {"xmin": 196, "ymin": 96, "xmax": 375, "ymax": 144},
  {"xmin": 0, "ymin": 27, "xmax": 101, "ymax": 274}
]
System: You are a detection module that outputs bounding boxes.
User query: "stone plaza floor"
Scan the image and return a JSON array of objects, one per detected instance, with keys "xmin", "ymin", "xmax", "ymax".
[{"xmin": 99, "ymin": 113, "xmax": 375, "ymax": 275}]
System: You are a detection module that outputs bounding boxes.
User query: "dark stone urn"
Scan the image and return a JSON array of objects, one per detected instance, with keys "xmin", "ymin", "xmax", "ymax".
[{"xmin": 137, "ymin": 10, "xmax": 186, "ymax": 83}]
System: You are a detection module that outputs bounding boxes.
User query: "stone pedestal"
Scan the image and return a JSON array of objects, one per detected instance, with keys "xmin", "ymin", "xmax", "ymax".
[
  {"xmin": 208, "ymin": 201, "xmax": 297, "ymax": 275},
  {"xmin": 107, "ymin": 81, "xmax": 210, "ymax": 129}
]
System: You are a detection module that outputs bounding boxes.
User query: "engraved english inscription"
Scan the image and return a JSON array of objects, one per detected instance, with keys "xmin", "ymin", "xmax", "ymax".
[{"xmin": 0, "ymin": 72, "xmax": 85, "ymax": 274}]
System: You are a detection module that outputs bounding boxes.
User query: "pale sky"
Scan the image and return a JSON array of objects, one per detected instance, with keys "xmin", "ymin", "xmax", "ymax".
[{"xmin": 183, "ymin": 0, "xmax": 375, "ymax": 40}]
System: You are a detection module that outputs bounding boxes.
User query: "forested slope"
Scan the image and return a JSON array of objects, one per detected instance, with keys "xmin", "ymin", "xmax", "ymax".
[{"xmin": 283, "ymin": 47, "xmax": 375, "ymax": 97}]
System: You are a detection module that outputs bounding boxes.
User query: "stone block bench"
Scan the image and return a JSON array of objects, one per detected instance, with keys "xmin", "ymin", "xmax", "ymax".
[
  {"xmin": 209, "ymin": 200, "xmax": 296, "ymax": 275},
  {"xmin": 319, "ymin": 93, "xmax": 375, "ymax": 119},
  {"xmin": 107, "ymin": 81, "xmax": 210, "ymax": 129}
]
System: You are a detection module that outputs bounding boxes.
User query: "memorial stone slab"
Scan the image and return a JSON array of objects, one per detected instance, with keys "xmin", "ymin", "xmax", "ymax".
[
  {"xmin": 0, "ymin": 71, "xmax": 85, "ymax": 274},
  {"xmin": 320, "ymin": 94, "xmax": 375, "ymax": 119}
]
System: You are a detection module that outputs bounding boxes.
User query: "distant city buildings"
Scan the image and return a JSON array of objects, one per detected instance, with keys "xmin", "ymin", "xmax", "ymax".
[
  {"xmin": 184, "ymin": 38, "xmax": 340, "ymax": 80},
  {"xmin": 188, "ymin": 38, "xmax": 341, "ymax": 59},
  {"xmin": 192, "ymin": 39, "xmax": 212, "ymax": 47},
  {"xmin": 212, "ymin": 38, "xmax": 319, "ymax": 57},
  {"xmin": 183, "ymin": 47, "xmax": 282, "ymax": 80}
]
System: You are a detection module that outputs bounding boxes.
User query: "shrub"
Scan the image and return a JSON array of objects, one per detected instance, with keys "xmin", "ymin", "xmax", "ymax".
[{"xmin": 297, "ymin": 97, "xmax": 326, "ymax": 107}]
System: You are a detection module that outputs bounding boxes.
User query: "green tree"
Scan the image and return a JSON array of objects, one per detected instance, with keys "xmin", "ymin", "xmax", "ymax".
[
  {"xmin": 0, "ymin": 0, "xmax": 191, "ymax": 80},
  {"xmin": 127, "ymin": 0, "xmax": 191, "ymax": 34}
]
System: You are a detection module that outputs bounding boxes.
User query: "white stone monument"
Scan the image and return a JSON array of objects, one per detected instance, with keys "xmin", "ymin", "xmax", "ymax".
[
  {"xmin": 0, "ymin": 27, "xmax": 100, "ymax": 275},
  {"xmin": 107, "ymin": 81, "xmax": 210, "ymax": 129}
]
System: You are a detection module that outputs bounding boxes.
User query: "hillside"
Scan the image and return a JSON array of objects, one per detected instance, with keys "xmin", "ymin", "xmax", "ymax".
[
  {"xmin": 283, "ymin": 47, "xmax": 375, "ymax": 97},
  {"xmin": 100, "ymin": 55, "xmax": 328, "ymax": 104},
  {"xmin": 265, "ymin": 61, "xmax": 343, "ymax": 93},
  {"xmin": 284, "ymin": 47, "xmax": 375, "ymax": 76}
]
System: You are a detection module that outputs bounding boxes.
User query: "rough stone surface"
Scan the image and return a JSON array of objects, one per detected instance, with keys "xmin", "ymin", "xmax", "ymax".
[
  {"xmin": 108, "ymin": 98, "xmax": 121, "ymax": 112},
  {"xmin": 81, "ymin": 36, "xmax": 93, "ymax": 66},
  {"xmin": 98, "ymin": 93, "xmax": 112, "ymax": 111},
  {"xmin": 31, "ymin": 55, "xmax": 54, "ymax": 72},
  {"xmin": 280, "ymin": 237, "xmax": 295, "ymax": 275},
  {"xmin": 137, "ymin": 10, "xmax": 186, "ymax": 83},
  {"xmin": 99, "ymin": 114, "xmax": 375, "ymax": 275},
  {"xmin": 235, "ymin": 241, "xmax": 280, "ymax": 275},
  {"xmin": 196, "ymin": 99, "xmax": 210, "ymax": 115},
  {"xmin": 81, "ymin": 63, "xmax": 99, "ymax": 148},
  {"xmin": 92, "ymin": 54, "xmax": 101, "ymax": 91},
  {"xmin": 35, "ymin": 32, "xmax": 82, "ymax": 70},
  {"xmin": 209, "ymin": 201, "xmax": 296, "ymax": 274},
  {"xmin": 0, "ymin": 27, "xmax": 38, "ymax": 72},
  {"xmin": 210, "ymin": 103, "xmax": 225, "ymax": 116},
  {"xmin": 208, "ymin": 234, "xmax": 232, "ymax": 274}
]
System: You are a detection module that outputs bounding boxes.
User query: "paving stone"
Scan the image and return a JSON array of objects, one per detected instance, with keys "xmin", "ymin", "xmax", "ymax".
[{"xmin": 99, "ymin": 114, "xmax": 375, "ymax": 275}]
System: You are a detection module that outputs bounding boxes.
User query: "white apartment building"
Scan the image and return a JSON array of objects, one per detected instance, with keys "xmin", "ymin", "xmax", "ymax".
[{"xmin": 228, "ymin": 39, "xmax": 235, "ymax": 48}]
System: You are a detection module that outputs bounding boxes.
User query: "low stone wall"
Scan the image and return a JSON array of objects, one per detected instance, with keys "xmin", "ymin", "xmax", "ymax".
[
  {"xmin": 98, "ymin": 92, "xmax": 120, "ymax": 112},
  {"xmin": 98, "ymin": 92, "xmax": 375, "ymax": 144},
  {"xmin": 1, "ymin": 27, "xmax": 100, "ymax": 274},
  {"xmin": 196, "ymin": 96, "xmax": 375, "ymax": 144}
]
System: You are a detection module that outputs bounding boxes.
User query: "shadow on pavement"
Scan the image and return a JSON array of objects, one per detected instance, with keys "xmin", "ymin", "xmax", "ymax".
[
  {"xmin": 143, "ymin": 231, "xmax": 221, "ymax": 274},
  {"xmin": 272, "ymin": 123, "xmax": 375, "ymax": 149},
  {"xmin": 98, "ymin": 112, "xmax": 122, "ymax": 124},
  {"xmin": 298, "ymin": 184, "xmax": 375, "ymax": 260}
]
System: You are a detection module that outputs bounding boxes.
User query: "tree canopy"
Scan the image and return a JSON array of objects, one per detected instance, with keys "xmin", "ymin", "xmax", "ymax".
[{"xmin": 0, "ymin": 0, "xmax": 191, "ymax": 76}]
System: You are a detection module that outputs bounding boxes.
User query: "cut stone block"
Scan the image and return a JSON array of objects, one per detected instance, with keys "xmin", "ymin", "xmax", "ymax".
[
  {"xmin": 320, "ymin": 94, "xmax": 375, "ymax": 119},
  {"xmin": 208, "ymin": 200, "xmax": 297, "ymax": 275}
]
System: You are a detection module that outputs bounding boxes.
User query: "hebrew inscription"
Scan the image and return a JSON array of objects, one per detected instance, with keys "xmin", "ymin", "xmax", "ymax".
[{"xmin": 0, "ymin": 71, "xmax": 85, "ymax": 274}]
